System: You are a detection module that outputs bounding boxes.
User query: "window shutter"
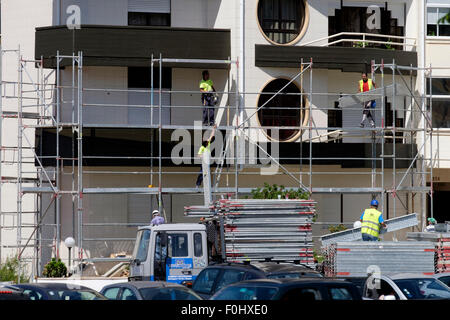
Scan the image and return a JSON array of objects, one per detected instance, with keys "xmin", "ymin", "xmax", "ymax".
[{"xmin": 128, "ymin": 0, "xmax": 170, "ymax": 13}]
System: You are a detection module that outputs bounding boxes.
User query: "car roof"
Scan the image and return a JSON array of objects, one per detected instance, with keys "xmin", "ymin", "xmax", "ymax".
[
  {"xmin": 104, "ymin": 281, "xmax": 185, "ymax": 290},
  {"xmin": 11, "ymin": 283, "xmax": 93, "ymax": 290},
  {"xmin": 206, "ymin": 262, "xmax": 263, "ymax": 272},
  {"xmin": 250, "ymin": 262, "xmax": 318, "ymax": 274},
  {"xmin": 228, "ymin": 278, "xmax": 350, "ymax": 287},
  {"xmin": 385, "ymin": 273, "xmax": 437, "ymax": 280}
]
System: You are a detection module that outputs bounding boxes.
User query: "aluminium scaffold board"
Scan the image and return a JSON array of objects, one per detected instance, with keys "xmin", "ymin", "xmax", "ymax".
[{"xmin": 320, "ymin": 213, "xmax": 418, "ymax": 246}]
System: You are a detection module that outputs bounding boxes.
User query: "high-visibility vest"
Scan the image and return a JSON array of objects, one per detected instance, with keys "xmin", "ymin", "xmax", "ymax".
[
  {"xmin": 200, "ymin": 79, "xmax": 214, "ymax": 92},
  {"xmin": 198, "ymin": 141, "xmax": 211, "ymax": 155},
  {"xmin": 359, "ymin": 79, "xmax": 374, "ymax": 92},
  {"xmin": 361, "ymin": 208, "xmax": 382, "ymax": 238}
]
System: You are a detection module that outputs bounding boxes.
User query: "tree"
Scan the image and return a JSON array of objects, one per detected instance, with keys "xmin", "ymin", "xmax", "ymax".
[{"xmin": 0, "ymin": 256, "xmax": 29, "ymax": 283}]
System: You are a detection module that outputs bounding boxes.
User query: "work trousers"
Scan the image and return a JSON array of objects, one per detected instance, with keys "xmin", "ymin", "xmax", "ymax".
[
  {"xmin": 202, "ymin": 94, "xmax": 215, "ymax": 126},
  {"xmin": 361, "ymin": 101, "xmax": 375, "ymax": 127}
]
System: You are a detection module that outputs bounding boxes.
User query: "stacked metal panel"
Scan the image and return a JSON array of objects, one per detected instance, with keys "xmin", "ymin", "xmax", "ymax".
[
  {"xmin": 218, "ymin": 199, "xmax": 316, "ymax": 265},
  {"xmin": 323, "ymin": 242, "xmax": 436, "ymax": 277},
  {"xmin": 407, "ymin": 232, "xmax": 450, "ymax": 273},
  {"xmin": 183, "ymin": 205, "xmax": 215, "ymax": 217}
]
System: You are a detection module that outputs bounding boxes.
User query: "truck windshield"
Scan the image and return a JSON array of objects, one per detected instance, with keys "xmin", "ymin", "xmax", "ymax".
[{"xmin": 133, "ymin": 229, "xmax": 151, "ymax": 262}]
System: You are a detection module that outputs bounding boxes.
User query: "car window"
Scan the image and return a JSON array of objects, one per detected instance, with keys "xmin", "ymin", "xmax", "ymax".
[
  {"xmin": 394, "ymin": 279, "xmax": 450, "ymax": 300},
  {"xmin": 245, "ymin": 272, "xmax": 260, "ymax": 280},
  {"xmin": 103, "ymin": 287, "xmax": 120, "ymax": 300},
  {"xmin": 215, "ymin": 270, "xmax": 246, "ymax": 292},
  {"xmin": 281, "ymin": 288, "xmax": 321, "ymax": 301},
  {"xmin": 365, "ymin": 279, "xmax": 398, "ymax": 300},
  {"xmin": 173, "ymin": 288, "xmax": 202, "ymax": 300},
  {"xmin": 23, "ymin": 289, "xmax": 43, "ymax": 300},
  {"xmin": 194, "ymin": 233, "xmax": 203, "ymax": 257},
  {"xmin": 53, "ymin": 290, "xmax": 105, "ymax": 300},
  {"xmin": 438, "ymin": 276, "xmax": 450, "ymax": 287},
  {"xmin": 212, "ymin": 285, "xmax": 279, "ymax": 300},
  {"xmin": 121, "ymin": 288, "xmax": 138, "ymax": 300},
  {"xmin": 192, "ymin": 268, "xmax": 221, "ymax": 294},
  {"xmin": 169, "ymin": 234, "xmax": 188, "ymax": 257},
  {"xmin": 328, "ymin": 287, "xmax": 354, "ymax": 300}
]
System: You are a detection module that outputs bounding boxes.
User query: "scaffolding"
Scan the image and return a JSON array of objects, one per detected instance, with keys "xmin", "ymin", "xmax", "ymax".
[{"xmin": 0, "ymin": 46, "xmax": 440, "ymax": 279}]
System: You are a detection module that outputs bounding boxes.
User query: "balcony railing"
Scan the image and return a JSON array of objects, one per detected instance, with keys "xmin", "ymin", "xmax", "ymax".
[{"xmin": 299, "ymin": 32, "xmax": 416, "ymax": 51}]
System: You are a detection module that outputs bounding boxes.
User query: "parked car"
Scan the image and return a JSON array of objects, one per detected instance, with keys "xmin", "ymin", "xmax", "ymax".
[
  {"xmin": 0, "ymin": 286, "xmax": 31, "ymax": 300},
  {"xmin": 100, "ymin": 281, "xmax": 202, "ymax": 300},
  {"xmin": 363, "ymin": 273, "xmax": 450, "ymax": 300},
  {"xmin": 210, "ymin": 278, "xmax": 362, "ymax": 300},
  {"xmin": 433, "ymin": 273, "xmax": 450, "ymax": 288},
  {"xmin": 190, "ymin": 262, "xmax": 322, "ymax": 299},
  {"xmin": 5, "ymin": 283, "xmax": 107, "ymax": 300},
  {"xmin": 331, "ymin": 277, "xmax": 367, "ymax": 297}
]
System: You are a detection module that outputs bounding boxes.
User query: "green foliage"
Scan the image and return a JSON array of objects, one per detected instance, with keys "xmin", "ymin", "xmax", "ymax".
[
  {"xmin": 313, "ymin": 250, "xmax": 324, "ymax": 264},
  {"xmin": 250, "ymin": 183, "xmax": 310, "ymax": 200},
  {"xmin": 384, "ymin": 41, "xmax": 396, "ymax": 50},
  {"xmin": 353, "ymin": 41, "xmax": 369, "ymax": 48},
  {"xmin": 0, "ymin": 256, "xmax": 29, "ymax": 283},
  {"xmin": 438, "ymin": 13, "xmax": 450, "ymax": 24},
  {"xmin": 42, "ymin": 258, "xmax": 67, "ymax": 278},
  {"xmin": 328, "ymin": 224, "xmax": 347, "ymax": 234}
]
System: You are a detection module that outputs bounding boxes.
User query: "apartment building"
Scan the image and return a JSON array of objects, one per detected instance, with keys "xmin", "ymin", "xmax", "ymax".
[{"xmin": 0, "ymin": 0, "xmax": 448, "ymax": 276}]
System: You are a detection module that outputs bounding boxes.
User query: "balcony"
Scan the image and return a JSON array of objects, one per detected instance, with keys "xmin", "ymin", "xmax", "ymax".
[{"xmin": 35, "ymin": 25, "xmax": 231, "ymax": 69}]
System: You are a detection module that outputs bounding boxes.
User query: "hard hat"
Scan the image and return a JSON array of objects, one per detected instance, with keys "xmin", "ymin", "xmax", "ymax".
[
  {"xmin": 370, "ymin": 199, "xmax": 379, "ymax": 206},
  {"xmin": 353, "ymin": 221, "xmax": 362, "ymax": 229},
  {"xmin": 152, "ymin": 209, "xmax": 159, "ymax": 216},
  {"xmin": 427, "ymin": 217, "xmax": 437, "ymax": 224}
]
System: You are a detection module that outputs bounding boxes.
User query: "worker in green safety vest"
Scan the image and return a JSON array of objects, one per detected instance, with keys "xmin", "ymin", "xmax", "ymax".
[
  {"xmin": 195, "ymin": 125, "xmax": 216, "ymax": 189},
  {"xmin": 360, "ymin": 199, "xmax": 386, "ymax": 241}
]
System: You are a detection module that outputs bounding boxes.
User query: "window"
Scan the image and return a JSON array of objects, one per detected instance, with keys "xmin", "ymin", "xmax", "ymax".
[
  {"xmin": 192, "ymin": 268, "xmax": 221, "ymax": 294},
  {"xmin": 103, "ymin": 287, "xmax": 120, "ymax": 300},
  {"xmin": 427, "ymin": 1, "xmax": 450, "ymax": 37},
  {"xmin": 132, "ymin": 229, "xmax": 151, "ymax": 262},
  {"xmin": 329, "ymin": 287, "xmax": 354, "ymax": 300},
  {"xmin": 194, "ymin": 233, "xmax": 203, "ymax": 257},
  {"xmin": 168, "ymin": 233, "xmax": 188, "ymax": 257},
  {"xmin": 214, "ymin": 270, "xmax": 246, "ymax": 292},
  {"xmin": 257, "ymin": 0, "xmax": 307, "ymax": 44},
  {"xmin": 128, "ymin": 12, "xmax": 170, "ymax": 26},
  {"xmin": 438, "ymin": 276, "xmax": 450, "ymax": 287},
  {"xmin": 23, "ymin": 289, "xmax": 43, "ymax": 300},
  {"xmin": 427, "ymin": 78, "xmax": 450, "ymax": 128},
  {"xmin": 121, "ymin": 288, "xmax": 138, "ymax": 300},
  {"xmin": 128, "ymin": 67, "xmax": 172, "ymax": 89},
  {"xmin": 393, "ymin": 278, "xmax": 450, "ymax": 299},
  {"xmin": 211, "ymin": 285, "xmax": 279, "ymax": 300},
  {"xmin": 257, "ymin": 78, "xmax": 306, "ymax": 142}
]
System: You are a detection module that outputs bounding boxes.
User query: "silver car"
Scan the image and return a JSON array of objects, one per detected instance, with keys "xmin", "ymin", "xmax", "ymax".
[{"xmin": 363, "ymin": 273, "xmax": 450, "ymax": 300}]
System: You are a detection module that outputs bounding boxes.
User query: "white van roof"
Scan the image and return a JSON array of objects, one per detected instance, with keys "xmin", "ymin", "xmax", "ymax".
[{"xmin": 139, "ymin": 223, "xmax": 206, "ymax": 232}]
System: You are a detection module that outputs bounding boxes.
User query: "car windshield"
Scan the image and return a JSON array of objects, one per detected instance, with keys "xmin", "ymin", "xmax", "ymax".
[
  {"xmin": 132, "ymin": 229, "xmax": 151, "ymax": 262},
  {"xmin": 139, "ymin": 288, "xmax": 202, "ymax": 300},
  {"xmin": 267, "ymin": 272, "xmax": 322, "ymax": 279},
  {"xmin": 211, "ymin": 285, "xmax": 279, "ymax": 300},
  {"xmin": 48, "ymin": 289, "xmax": 107, "ymax": 300},
  {"xmin": 393, "ymin": 278, "xmax": 450, "ymax": 300}
]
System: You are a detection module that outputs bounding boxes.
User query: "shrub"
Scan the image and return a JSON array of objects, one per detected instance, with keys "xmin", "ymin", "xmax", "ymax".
[
  {"xmin": 250, "ymin": 183, "xmax": 310, "ymax": 200},
  {"xmin": 42, "ymin": 258, "xmax": 67, "ymax": 278},
  {"xmin": 328, "ymin": 224, "xmax": 347, "ymax": 234},
  {"xmin": 0, "ymin": 256, "xmax": 29, "ymax": 283}
]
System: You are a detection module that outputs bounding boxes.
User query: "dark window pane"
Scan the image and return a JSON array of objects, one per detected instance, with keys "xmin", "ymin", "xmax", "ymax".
[
  {"xmin": 258, "ymin": 0, "xmax": 306, "ymax": 44},
  {"xmin": 128, "ymin": 67, "xmax": 172, "ymax": 89},
  {"xmin": 426, "ymin": 78, "xmax": 450, "ymax": 95},
  {"xmin": 128, "ymin": 12, "xmax": 170, "ymax": 27},
  {"xmin": 192, "ymin": 268, "xmax": 220, "ymax": 294},
  {"xmin": 431, "ymin": 100, "xmax": 450, "ymax": 128},
  {"xmin": 194, "ymin": 233, "xmax": 203, "ymax": 257},
  {"xmin": 215, "ymin": 270, "xmax": 246, "ymax": 292},
  {"xmin": 439, "ymin": 24, "xmax": 450, "ymax": 36},
  {"xmin": 427, "ymin": 24, "xmax": 437, "ymax": 36}
]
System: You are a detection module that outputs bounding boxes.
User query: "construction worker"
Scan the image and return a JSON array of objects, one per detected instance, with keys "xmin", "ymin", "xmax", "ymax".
[
  {"xmin": 360, "ymin": 199, "xmax": 386, "ymax": 241},
  {"xmin": 425, "ymin": 217, "xmax": 437, "ymax": 232},
  {"xmin": 359, "ymin": 72, "xmax": 376, "ymax": 128},
  {"xmin": 200, "ymin": 70, "xmax": 216, "ymax": 126},
  {"xmin": 195, "ymin": 125, "xmax": 217, "ymax": 189},
  {"xmin": 151, "ymin": 209, "xmax": 165, "ymax": 226}
]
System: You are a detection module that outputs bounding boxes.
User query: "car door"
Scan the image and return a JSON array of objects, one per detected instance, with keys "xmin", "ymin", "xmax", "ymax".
[
  {"xmin": 191, "ymin": 267, "xmax": 221, "ymax": 298},
  {"xmin": 165, "ymin": 232, "xmax": 194, "ymax": 283}
]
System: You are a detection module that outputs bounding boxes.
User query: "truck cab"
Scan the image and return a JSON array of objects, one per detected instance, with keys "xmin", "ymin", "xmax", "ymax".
[{"xmin": 129, "ymin": 223, "xmax": 208, "ymax": 284}]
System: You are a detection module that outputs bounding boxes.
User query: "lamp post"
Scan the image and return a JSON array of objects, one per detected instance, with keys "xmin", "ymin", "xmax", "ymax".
[{"xmin": 64, "ymin": 237, "xmax": 75, "ymax": 275}]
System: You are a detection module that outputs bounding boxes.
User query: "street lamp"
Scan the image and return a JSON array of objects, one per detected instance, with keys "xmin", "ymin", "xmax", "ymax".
[{"xmin": 64, "ymin": 237, "xmax": 75, "ymax": 275}]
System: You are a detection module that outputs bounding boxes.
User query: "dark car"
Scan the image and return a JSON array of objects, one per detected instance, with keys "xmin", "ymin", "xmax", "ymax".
[
  {"xmin": 191, "ymin": 261, "xmax": 322, "ymax": 299},
  {"xmin": 211, "ymin": 278, "xmax": 362, "ymax": 300},
  {"xmin": 332, "ymin": 277, "xmax": 368, "ymax": 297},
  {"xmin": 0, "ymin": 286, "xmax": 31, "ymax": 301},
  {"xmin": 6, "ymin": 283, "xmax": 107, "ymax": 300},
  {"xmin": 100, "ymin": 281, "xmax": 202, "ymax": 300}
]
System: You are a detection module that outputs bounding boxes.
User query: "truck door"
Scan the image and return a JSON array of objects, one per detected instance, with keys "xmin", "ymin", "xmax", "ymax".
[
  {"xmin": 130, "ymin": 229, "xmax": 152, "ymax": 280},
  {"xmin": 192, "ymin": 231, "xmax": 208, "ymax": 279},
  {"xmin": 164, "ymin": 232, "xmax": 195, "ymax": 284}
]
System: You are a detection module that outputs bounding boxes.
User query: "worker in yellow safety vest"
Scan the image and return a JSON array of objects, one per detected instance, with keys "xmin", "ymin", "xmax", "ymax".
[
  {"xmin": 360, "ymin": 199, "xmax": 386, "ymax": 241},
  {"xmin": 359, "ymin": 72, "xmax": 376, "ymax": 128},
  {"xmin": 195, "ymin": 125, "xmax": 216, "ymax": 189}
]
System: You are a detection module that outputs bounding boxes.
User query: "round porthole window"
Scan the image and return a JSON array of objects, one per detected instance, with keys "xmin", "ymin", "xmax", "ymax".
[
  {"xmin": 257, "ymin": 0, "xmax": 309, "ymax": 45},
  {"xmin": 257, "ymin": 78, "xmax": 309, "ymax": 142}
]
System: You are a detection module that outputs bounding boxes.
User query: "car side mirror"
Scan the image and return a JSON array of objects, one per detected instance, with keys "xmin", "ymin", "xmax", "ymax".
[
  {"xmin": 133, "ymin": 258, "xmax": 141, "ymax": 266},
  {"xmin": 181, "ymin": 281, "xmax": 193, "ymax": 288}
]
